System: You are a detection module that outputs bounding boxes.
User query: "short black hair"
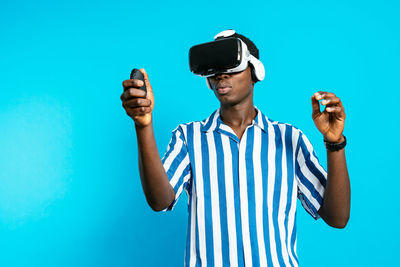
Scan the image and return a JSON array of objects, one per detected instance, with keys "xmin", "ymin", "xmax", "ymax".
[{"xmin": 217, "ymin": 32, "xmax": 260, "ymax": 59}]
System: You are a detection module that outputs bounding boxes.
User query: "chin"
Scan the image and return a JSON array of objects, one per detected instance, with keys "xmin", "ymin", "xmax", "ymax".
[{"xmin": 217, "ymin": 97, "xmax": 241, "ymax": 107}]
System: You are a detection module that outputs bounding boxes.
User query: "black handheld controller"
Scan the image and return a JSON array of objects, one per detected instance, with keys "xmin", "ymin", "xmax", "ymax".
[{"xmin": 130, "ymin": 68, "xmax": 147, "ymax": 92}]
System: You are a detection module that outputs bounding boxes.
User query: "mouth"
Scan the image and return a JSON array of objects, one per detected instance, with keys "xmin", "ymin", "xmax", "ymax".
[{"xmin": 216, "ymin": 83, "xmax": 232, "ymax": 94}]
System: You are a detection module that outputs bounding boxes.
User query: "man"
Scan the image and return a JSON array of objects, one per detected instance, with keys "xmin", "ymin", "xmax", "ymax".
[{"xmin": 120, "ymin": 30, "xmax": 350, "ymax": 267}]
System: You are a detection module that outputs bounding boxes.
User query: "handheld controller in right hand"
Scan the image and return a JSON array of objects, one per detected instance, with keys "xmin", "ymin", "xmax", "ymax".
[{"xmin": 130, "ymin": 68, "xmax": 147, "ymax": 92}]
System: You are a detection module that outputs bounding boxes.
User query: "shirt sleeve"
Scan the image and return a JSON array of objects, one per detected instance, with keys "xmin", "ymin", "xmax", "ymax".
[
  {"xmin": 295, "ymin": 131, "xmax": 327, "ymax": 219},
  {"xmin": 160, "ymin": 125, "xmax": 192, "ymax": 212}
]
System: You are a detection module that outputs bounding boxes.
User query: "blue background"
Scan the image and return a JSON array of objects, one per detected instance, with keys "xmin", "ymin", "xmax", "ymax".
[{"xmin": 1, "ymin": 0, "xmax": 399, "ymax": 266}]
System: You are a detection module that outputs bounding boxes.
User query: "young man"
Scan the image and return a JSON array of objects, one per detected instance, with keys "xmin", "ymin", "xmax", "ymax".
[{"xmin": 120, "ymin": 30, "xmax": 350, "ymax": 267}]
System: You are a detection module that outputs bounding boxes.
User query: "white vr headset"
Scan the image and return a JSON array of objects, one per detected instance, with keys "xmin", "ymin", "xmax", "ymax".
[{"xmin": 188, "ymin": 29, "xmax": 265, "ymax": 89}]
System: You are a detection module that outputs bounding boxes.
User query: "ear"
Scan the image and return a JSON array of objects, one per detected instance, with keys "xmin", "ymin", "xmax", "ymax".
[{"xmin": 250, "ymin": 65, "xmax": 258, "ymax": 83}]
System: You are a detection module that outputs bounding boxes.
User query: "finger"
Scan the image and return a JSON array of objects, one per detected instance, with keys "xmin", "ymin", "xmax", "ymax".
[
  {"xmin": 321, "ymin": 97, "xmax": 340, "ymax": 106},
  {"xmin": 122, "ymin": 79, "xmax": 144, "ymax": 90},
  {"xmin": 325, "ymin": 106, "xmax": 345, "ymax": 120},
  {"xmin": 321, "ymin": 95, "xmax": 345, "ymax": 112},
  {"xmin": 121, "ymin": 88, "xmax": 147, "ymax": 101},
  {"xmin": 122, "ymin": 98, "xmax": 152, "ymax": 109},
  {"xmin": 314, "ymin": 91, "xmax": 336, "ymax": 101},
  {"xmin": 121, "ymin": 88, "xmax": 146, "ymax": 101},
  {"xmin": 311, "ymin": 92, "xmax": 321, "ymax": 116},
  {"xmin": 325, "ymin": 106, "xmax": 342, "ymax": 112},
  {"xmin": 126, "ymin": 106, "xmax": 152, "ymax": 117}
]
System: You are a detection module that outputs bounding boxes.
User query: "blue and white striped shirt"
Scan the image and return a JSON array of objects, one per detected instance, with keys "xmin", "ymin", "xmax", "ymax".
[{"xmin": 161, "ymin": 107, "xmax": 327, "ymax": 267}]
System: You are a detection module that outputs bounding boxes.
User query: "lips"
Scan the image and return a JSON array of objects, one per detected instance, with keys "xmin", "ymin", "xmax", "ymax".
[{"xmin": 216, "ymin": 83, "xmax": 232, "ymax": 94}]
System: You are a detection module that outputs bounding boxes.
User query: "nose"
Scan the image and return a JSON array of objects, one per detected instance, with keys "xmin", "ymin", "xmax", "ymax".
[{"xmin": 214, "ymin": 72, "xmax": 230, "ymax": 80}]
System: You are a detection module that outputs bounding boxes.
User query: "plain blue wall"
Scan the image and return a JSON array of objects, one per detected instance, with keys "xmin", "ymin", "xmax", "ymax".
[{"xmin": 1, "ymin": 0, "xmax": 399, "ymax": 266}]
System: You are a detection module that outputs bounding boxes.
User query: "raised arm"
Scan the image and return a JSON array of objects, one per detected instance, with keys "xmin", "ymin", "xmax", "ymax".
[
  {"xmin": 311, "ymin": 91, "xmax": 350, "ymax": 228},
  {"xmin": 121, "ymin": 68, "xmax": 175, "ymax": 211}
]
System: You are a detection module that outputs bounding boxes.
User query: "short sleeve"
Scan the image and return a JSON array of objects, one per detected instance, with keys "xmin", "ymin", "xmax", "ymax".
[
  {"xmin": 161, "ymin": 125, "xmax": 192, "ymax": 211},
  {"xmin": 295, "ymin": 131, "xmax": 327, "ymax": 219}
]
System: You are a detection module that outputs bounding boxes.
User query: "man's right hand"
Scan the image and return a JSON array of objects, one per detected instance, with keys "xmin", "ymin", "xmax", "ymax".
[
  {"xmin": 120, "ymin": 68, "xmax": 174, "ymax": 211},
  {"xmin": 121, "ymin": 68, "xmax": 154, "ymax": 127}
]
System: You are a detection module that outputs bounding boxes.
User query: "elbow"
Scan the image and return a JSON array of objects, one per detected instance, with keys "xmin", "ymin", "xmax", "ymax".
[
  {"xmin": 320, "ymin": 207, "xmax": 350, "ymax": 229},
  {"xmin": 330, "ymin": 221, "xmax": 348, "ymax": 229},
  {"xmin": 146, "ymin": 196, "xmax": 174, "ymax": 212},
  {"xmin": 150, "ymin": 205, "xmax": 167, "ymax": 212},
  {"xmin": 327, "ymin": 214, "xmax": 350, "ymax": 229},
  {"xmin": 144, "ymin": 185, "xmax": 176, "ymax": 212},
  {"xmin": 147, "ymin": 199, "xmax": 169, "ymax": 212}
]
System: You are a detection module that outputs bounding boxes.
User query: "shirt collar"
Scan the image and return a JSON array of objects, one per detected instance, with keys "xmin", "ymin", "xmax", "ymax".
[{"xmin": 201, "ymin": 106, "xmax": 269, "ymax": 133}]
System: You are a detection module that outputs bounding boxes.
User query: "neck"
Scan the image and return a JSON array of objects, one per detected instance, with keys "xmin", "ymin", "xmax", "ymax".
[{"xmin": 219, "ymin": 98, "xmax": 257, "ymax": 130}]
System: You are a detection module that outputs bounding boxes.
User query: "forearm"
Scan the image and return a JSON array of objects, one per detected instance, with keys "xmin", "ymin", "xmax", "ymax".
[
  {"xmin": 319, "ymin": 144, "xmax": 351, "ymax": 228},
  {"xmin": 135, "ymin": 122, "xmax": 175, "ymax": 211}
]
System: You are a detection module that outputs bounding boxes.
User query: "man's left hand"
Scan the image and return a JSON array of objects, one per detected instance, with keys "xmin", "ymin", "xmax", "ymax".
[{"xmin": 311, "ymin": 91, "xmax": 346, "ymax": 143}]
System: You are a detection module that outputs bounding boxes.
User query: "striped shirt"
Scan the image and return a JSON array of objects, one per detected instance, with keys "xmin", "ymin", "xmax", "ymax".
[{"xmin": 161, "ymin": 107, "xmax": 327, "ymax": 267}]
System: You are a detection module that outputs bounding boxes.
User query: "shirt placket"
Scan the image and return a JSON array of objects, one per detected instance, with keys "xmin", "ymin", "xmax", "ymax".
[
  {"xmin": 218, "ymin": 121, "xmax": 256, "ymax": 267},
  {"xmin": 238, "ymin": 125, "xmax": 254, "ymax": 267}
]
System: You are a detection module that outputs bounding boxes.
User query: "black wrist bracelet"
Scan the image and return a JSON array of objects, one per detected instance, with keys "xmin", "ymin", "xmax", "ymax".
[{"xmin": 324, "ymin": 135, "xmax": 347, "ymax": 151}]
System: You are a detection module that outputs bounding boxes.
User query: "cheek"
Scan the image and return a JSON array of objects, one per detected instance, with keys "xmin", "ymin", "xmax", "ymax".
[
  {"xmin": 239, "ymin": 77, "xmax": 251, "ymax": 88},
  {"xmin": 237, "ymin": 75, "xmax": 253, "ymax": 91},
  {"xmin": 238, "ymin": 69, "xmax": 253, "ymax": 85},
  {"xmin": 207, "ymin": 78, "xmax": 216, "ymax": 89}
]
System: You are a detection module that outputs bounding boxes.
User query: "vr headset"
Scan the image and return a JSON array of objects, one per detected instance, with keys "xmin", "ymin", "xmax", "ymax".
[{"xmin": 189, "ymin": 29, "xmax": 265, "ymax": 89}]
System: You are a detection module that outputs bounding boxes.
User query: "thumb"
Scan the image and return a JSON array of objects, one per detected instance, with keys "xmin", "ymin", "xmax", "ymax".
[
  {"xmin": 139, "ymin": 68, "xmax": 154, "ymax": 109},
  {"xmin": 139, "ymin": 68, "xmax": 152, "ymax": 93},
  {"xmin": 311, "ymin": 93, "xmax": 321, "ymax": 118}
]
